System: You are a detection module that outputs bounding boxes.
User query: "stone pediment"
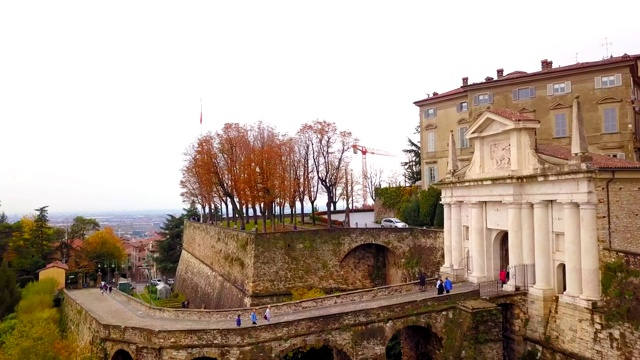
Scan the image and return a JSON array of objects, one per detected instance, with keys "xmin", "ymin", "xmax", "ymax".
[
  {"xmin": 461, "ymin": 108, "xmax": 543, "ymax": 179},
  {"xmin": 517, "ymin": 107, "xmax": 535, "ymax": 113},
  {"xmin": 457, "ymin": 118, "xmax": 470, "ymax": 125},
  {"xmin": 549, "ymin": 102, "xmax": 571, "ymax": 110},
  {"xmin": 424, "ymin": 123, "xmax": 437, "ymax": 130},
  {"xmin": 597, "ymin": 96, "xmax": 622, "ymax": 104}
]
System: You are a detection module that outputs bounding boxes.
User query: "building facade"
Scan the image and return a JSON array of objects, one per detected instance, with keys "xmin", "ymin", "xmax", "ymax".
[{"xmin": 415, "ymin": 54, "xmax": 640, "ymax": 189}]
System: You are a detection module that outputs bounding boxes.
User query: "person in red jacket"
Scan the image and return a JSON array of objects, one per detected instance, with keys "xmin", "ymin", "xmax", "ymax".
[{"xmin": 499, "ymin": 269, "xmax": 507, "ymax": 287}]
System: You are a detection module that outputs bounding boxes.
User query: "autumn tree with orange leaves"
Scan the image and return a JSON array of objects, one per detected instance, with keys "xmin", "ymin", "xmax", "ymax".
[{"xmin": 180, "ymin": 119, "xmax": 353, "ymax": 230}]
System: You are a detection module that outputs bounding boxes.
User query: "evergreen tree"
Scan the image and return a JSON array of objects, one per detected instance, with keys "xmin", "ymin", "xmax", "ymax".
[
  {"xmin": 401, "ymin": 125, "xmax": 421, "ymax": 185},
  {"xmin": 155, "ymin": 206, "xmax": 199, "ymax": 274},
  {"xmin": 0, "ymin": 259, "xmax": 21, "ymax": 319}
]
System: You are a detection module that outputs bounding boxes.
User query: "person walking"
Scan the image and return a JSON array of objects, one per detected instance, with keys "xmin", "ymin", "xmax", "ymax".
[
  {"xmin": 250, "ymin": 309, "xmax": 258, "ymax": 325},
  {"xmin": 418, "ymin": 272, "xmax": 426, "ymax": 291},
  {"xmin": 236, "ymin": 313, "xmax": 242, "ymax": 327},
  {"xmin": 437, "ymin": 277, "xmax": 445, "ymax": 295},
  {"xmin": 108, "ymin": 285, "xmax": 112, "ymax": 294},
  {"xmin": 444, "ymin": 277, "xmax": 452, "ymax": 294},
  {"xmin": 499, "ymin": 269, "xmax": 507, "ymax": 287},
  {"xmin": 264, "ymin": 305, "xmax": 272, "ymax": 323}
]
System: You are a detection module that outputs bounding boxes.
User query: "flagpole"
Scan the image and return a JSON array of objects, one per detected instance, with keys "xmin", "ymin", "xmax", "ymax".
[{"xmin": 200, "ymin": 98, "xmax": 203, "ymax": 135}]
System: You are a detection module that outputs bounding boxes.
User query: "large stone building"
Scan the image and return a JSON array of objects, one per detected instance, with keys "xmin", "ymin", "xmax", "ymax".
[
  {"xmin": 415, "ymin": 54, "xmax": 640, "ymax": 189},
  {"xmin": 437, "ymin": 95, "xmax": 640, "ymax": 358}
]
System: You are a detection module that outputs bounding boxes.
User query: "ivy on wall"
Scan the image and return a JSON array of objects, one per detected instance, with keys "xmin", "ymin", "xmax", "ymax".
[
  {"xmin": 601, "ymin": 259, "xmax": 640, "ymax": 328},
  {"xmin": 375, "ymin": 186, "xmax": 444, "ymax": 228}
]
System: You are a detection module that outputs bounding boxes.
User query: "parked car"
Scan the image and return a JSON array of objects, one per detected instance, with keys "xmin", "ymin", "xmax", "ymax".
[
  {"xmin": 166, "ymin": 278, "xmax": 175, "ymax": 285},
  {"xmin": 380, "ymin": 218, "xmax": 408, "ymax": 228},
  {"xmin": 150, "ymin": 279, "xmax": 163, "ymax": 286}
]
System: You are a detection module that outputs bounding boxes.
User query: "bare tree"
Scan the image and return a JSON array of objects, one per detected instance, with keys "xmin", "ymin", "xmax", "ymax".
[
  {"xmin": 366, "ymin": 165, "xmax": 384, "ymax": 203},
  {"xmin": 299, "ymin": 120, "xmax": 352, "ymax": 227}
]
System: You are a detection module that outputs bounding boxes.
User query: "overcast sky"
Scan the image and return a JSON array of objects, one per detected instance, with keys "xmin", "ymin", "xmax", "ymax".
[{"xmin": 1, "ymin": 1, "xmax": 638, "ymax": 215}]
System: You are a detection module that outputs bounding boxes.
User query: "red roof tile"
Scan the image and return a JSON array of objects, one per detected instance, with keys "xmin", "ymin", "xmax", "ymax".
[
  {"xmin": 486, "ymin": 108, "xmax": 539, "ymax": 122},
  {"xmin": 38, "ymin": 260, "xmax": 69, "ymax": 272},
  {"xmin": 413, "ymin": 53, "xmax": 639, "ymax": 105},
  {"xmin": 537, "ymin": 144, "xmax": 640, "ymax": 169},
  {"xmin": 413, "ymin": 87, "xmax": 465, "ymax": 104}
]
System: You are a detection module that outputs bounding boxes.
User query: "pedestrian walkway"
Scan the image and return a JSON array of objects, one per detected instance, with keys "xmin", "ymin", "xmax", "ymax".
[{"xmin": 67, "ymin": 282, "xmax": 478, "ymax": 331}]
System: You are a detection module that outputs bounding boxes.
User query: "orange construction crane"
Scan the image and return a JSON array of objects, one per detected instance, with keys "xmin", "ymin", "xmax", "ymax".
[{"xmin": 352, "ymin": 138, "xmax": 394, "ymax": 206}]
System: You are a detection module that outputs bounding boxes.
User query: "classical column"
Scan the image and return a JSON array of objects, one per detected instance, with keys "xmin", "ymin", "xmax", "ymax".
[
  {"xmin": 469, "ymin": 202, "xmax": 486, "ymax": 282},
  {"xmin": 521, "ymin": 202, "xmax": 535, "ymax": 287},
  {"xmin": 442, "ymin": 202, "xmax": 453, "ymax": 272},
  {"xmin": 532, "ymin": 201, "xmax": 553, "ymax": 294},
  {"xmin": 506, "ymin": 202, "xmax": 523, "ymax": 289},
  {"xmin": 451, "ymin": 202, "xmax": 463, "ymax": 271},
  {"xmin": 563, "ymin": 202, "xmax": 582, "ymax": 297},
  {"xmin": 579, "ymin": 203, "xmax": 601, "ymax": 301}
]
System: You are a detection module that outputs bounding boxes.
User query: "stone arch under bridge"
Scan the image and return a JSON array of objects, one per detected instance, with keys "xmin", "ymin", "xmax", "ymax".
[
  {"xmin": 111, "ymin": 348, "xmax": 134, "ymax": 360},
  {"xmin": 278, "ymin": 340, "xmax": 351, "ymax": 360},
  {"xmin": 385, "ymin": 324, "xmax": 444, "ymax": 360},
  {"xmin": 340, "ymin": 243, "xmax": 402, "ymax": 286}
]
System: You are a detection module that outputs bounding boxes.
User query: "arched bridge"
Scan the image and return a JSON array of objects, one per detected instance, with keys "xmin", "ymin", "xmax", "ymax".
[{"xmin": 63, "ymin": 282, "xmax": 505, "ymax": 360}]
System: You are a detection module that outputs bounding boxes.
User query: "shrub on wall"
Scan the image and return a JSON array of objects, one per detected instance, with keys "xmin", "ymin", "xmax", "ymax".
[
  {"xmin": 291, "ymin": 288, "xmax": 326, "ymax": 301},
  {"xmin": 378, "ymin": 186, "xmax": 443, "ymax": 228}
]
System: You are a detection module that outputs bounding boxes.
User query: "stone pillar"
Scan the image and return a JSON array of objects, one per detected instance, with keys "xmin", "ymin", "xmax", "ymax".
[
  {"xmin": 563, "ymin": 202, "xmax": 582, "ymax": 298},
  {"xmin": 579, "ymin": 203, "xmax": 601, "ymax": 301},
  {"xmin": 451, "ymin": 202, "xmax": 463, "ymax": 272},
  {"xmin": 521, "ymin": 203, "xmax": 535, "ymax": 287},
  {"xmin": 531, "ymin": 201, "xmax": 553, "ymax": 296},
  {"xmin": 469, "ymin": 202, "xmax": 486, "ymax": 283},
  {"xmin": 441, "ymin": 202, "xmax": 453, "ymax": 273},
  {"xmin": 506, "ymin": 202, "xmax": 523, "ymax": 290},
  {"xmin": 96, "ymin": 271, "xmax": 103, "ymax": 287}
]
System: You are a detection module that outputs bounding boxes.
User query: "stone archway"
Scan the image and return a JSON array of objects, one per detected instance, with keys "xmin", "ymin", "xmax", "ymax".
[
  {"xmin": 492, "ymin": 231, "xmax": 509, "ymax": 280},
  {"xmin": 281, "ymin": 345, "xmax": 351, "ymax": 360},
  {"xmin": 340, "ymin": 243, "xmax": 401, "ymax": 287},
  {"xmin": 556, "ymin": 263, "xmax": 566, "ymax": 295},
  {"xmin": 385, "ymin": 325, "xmax": 443, "ymax": 360},
  {"xmin": 497, "ymin": 302, "xmax": 527, "ymax": 359},
  {"xmin": 111, "ymin": 349, "xmax": 134, "ymax": 360}
]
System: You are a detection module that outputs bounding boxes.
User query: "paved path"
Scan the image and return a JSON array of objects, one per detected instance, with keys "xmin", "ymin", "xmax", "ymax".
[{"xmin": 68, "ymin": 282, "xmax": 478, "ymax": 331}]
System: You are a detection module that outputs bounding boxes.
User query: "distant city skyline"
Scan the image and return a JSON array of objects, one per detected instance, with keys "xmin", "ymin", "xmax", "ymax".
[{"xmin": 1, "ymin": 1, "xmax": 638, "ymax": 214}]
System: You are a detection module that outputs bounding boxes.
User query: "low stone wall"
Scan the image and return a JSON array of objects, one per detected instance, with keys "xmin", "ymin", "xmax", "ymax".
[
  {"xmin": 111, "ymin": 278, "xmax": 439, "ymax": 321},
  {"xmin": 62, "ymin": 290, "xmax": 109, "ymax": 352}
]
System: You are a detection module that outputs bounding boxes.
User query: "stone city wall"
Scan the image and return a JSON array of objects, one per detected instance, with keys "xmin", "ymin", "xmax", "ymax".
[
  {"xmin": 595, "ymin": 177, "xmax": 640, "ymax": 254},
  {"xmin": 178, "ymin": 221, "xmax": 444, "ymax": 307}
]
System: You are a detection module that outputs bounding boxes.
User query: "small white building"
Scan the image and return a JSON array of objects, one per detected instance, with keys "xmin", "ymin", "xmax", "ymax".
[{"xmin": 438, "ymin": 97, "xmax": 640, "ymax": 308}]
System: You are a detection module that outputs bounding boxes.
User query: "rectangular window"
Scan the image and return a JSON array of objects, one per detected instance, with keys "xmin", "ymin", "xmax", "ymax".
[
  {"xmin": 605, "ymin": 153, "xmax": 626, "ymax": 159},
  {"xmin": 424, "ymin": 108, "xmax": 436, "ymax": 119},
  {"xmin": 458, "ymin": 101, "xmax": 468, "ymax": 112},
  {"xmin": 427, "ymin": 131, "xmax": 435, "ymax": 152},
  {"xmin": 513, "ymin": 87, "xmax": 535, "ymax": 100},
  {"xmin": 473, "ymin": 93, "xmax": 493, "ymax": 106},
  {"xmin": 458, "ymin": 127, "xmax": 469, "ymax": 148},
  {"xmin": 425, "ymin": 166, "xmax": 438, "ymax": 185},
  {"xmin": 595, "ymin": 74, "xmax": 622, "ymax": 88},
  {"xmin": 554, "ymin": 113, "xmax": 568, "ymax": 137},
  {"xmin": 603, "ymin": 108, "xmax": 618, "ymax": 133},
  {"xmin": 547, "ymin": 81, "xmax": 572, "ymax": 95}
]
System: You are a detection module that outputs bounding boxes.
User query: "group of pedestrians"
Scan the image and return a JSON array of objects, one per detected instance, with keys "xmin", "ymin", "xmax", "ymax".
[
  {"xmin": 236, "ymin": 305, "xmax": 271, "ymax": 327},
  {"xmin": 99, "ymin": 281, "xmax": 112, "ymax": 295},
  {"xmin": 418, "ymin": 273, "xmax": 453, "ymax": 295}
]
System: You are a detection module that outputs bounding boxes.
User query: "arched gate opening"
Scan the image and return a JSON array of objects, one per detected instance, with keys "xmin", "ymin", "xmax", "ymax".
[
  {"xmin": 385, "ymin": 325, "xmax": 443, "ymax": 360},
  {"xmin": 281, "ymin": 345, "xmax": 350, "ymax": 360},
  {"xmin": 111, "ymin": 349, "xmax": 134, "ymax": 360},
  {"xmin": 340, "ymin": 243, "xmax": 400, "ymax": 287}
]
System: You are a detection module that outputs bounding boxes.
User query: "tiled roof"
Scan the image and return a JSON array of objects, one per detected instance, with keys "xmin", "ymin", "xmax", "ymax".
[
  {"xmin": 413, "ymin": 88, "xmax": 465, "ymax": 104},
  {"xmin": 486, "ymin": 108, "xmax": 539, "ymax": 122},
  {"xmin": 537, "ymin": 144, "xmax": 640, "ymax": 169},
  {"xmin": 494, "ymin": 54, "xmax": 640, "ymax": 83},
  {"xmin": 38, "ymin": 260, "xmax": 69, "ymax": 272},
  {"xmin": 413, "ymin": 53, "xmax": 639, "ymax": 105}
]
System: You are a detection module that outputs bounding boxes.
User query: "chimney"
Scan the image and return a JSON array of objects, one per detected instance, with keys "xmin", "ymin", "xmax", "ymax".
[
  {"xmin": 433, "ymin": 91, "xmax": 439, "ymax": 96},
  {"xmin": 485, "ymin": 76, "xmax": 494, "ymax": 82},
  {"xmin": 547, "ymin": 60, "xmax": 553, "ymax": 69},
  {"xmin": 541, "ymin": 59, "xmax": 548, "ymax": 70},
  {"xmin": 496, "ymin": 68, "xmax": 504, "ymax": 79},
  {"xmin": 462, "ymin": 77, "xmax": 469, "ymax": 86}
]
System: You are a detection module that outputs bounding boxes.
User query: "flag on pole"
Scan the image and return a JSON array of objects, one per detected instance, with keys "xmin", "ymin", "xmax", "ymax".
[{"xmin": 200, "ymin": 98, "xmax": 203, "ymax": 125}]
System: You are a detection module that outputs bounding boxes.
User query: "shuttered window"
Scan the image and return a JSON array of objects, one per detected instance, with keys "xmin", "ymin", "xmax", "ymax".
[
  {"xmin": 547, "ymin": 81, "xmax": 572, "ymax": 95},
  {"xmin": 458, "ymin": 127, "xmax": 469, "ymax": 148},
  {"xmin": 427, "ymin": 132, "xmax": 435, "ymax": 152},
  {"xmin": 424, "ymin": 108, "xmax": 437, "ymax": 119},
  {"xmin": 554, "ymin": 113, "xmax": 568, "ymax": 137},
  {"xmin": 426, "ymin": 166, "xmax": 438, "ymax": 185},
  {"xmin": 473, "ymin": 93, "xmax": 493, "ymax": 105},
  {"xmin": 603, "ymin": 108, "xmax": 618, "ymax": 133},
  {"xmin": 595, "ymin": 74, "xmax": 622, "ymax": 88},
  {"xmin": 512, "ymin": 87, "xmax": 536, "ymax": 100}
]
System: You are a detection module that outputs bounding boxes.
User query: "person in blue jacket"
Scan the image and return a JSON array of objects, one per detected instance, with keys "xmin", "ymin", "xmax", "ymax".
[{"xmin": 444, "ymin": 277, "xmax": 453, "ymax": 294}]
